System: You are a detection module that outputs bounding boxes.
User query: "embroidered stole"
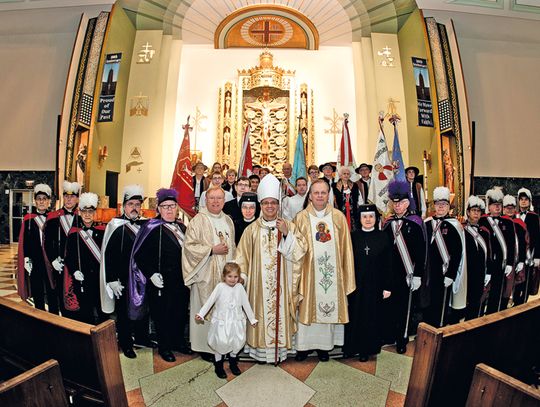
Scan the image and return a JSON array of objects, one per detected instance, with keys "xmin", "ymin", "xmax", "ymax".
[
  {"xmin": 487, "ymin": 217, "xmax": 507, "ymax": 266},
  {"xmin": 259, "ymin": 225, "xmax": 286, "ymax": 347},
  {"xmin": 431, "ymin": 219, "xmax": 450, "ymax": 274},
  {"xmin": 309, "ymin": 212, "xmax": 339, "ymax": 323},
  {"xmin": 79, "ymin": 230, "xmax": 101, "ymax": 262},
  {"xmin": 392, "ymin": 220, "xmax": 415, "ymax": 278}
]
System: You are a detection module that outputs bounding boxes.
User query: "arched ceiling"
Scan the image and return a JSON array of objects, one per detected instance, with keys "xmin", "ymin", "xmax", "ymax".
[{"xmin": 120, "ymin": 0, "xmax": 418, "ymax": 43}]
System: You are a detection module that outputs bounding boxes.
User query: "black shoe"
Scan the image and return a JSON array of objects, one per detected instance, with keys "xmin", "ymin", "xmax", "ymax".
[
  {"xmin": 229, "ymin": 356, "xmax": 242, "ymax": 376},
  {"xmin": 396, "ymin": 345, "xmax": 407, "ymax": 354},
  {"xmin": 214, "ymin": 360, "xmax": 227, "ymax": 379},
  {"xmin": 199, "ymin": 352, "xmax": 214, "ymax": 362},
  {"xmin": 176, "ymin": 344, "xmax": 194, "ymax": 355},
  {"xmin": 295, "ymin": 351, "xmax": 309, "ymax": 361},
  {"xmin": 342, "ymin": 352, "xmax": 354, "ymax": 359},
  {"xmin": 359, "ymin": 355, "xmax": 368, "ymax": 362},
  {"xmin": 316, "ymin": 350, "xmax": 330, "ymax": 362},
  {"xmin": 159, "ymin": 349, "xmax": 176, "ymax": 363},
  {"xmin": 123, "ymin": 347, "xmax": 137, "ymax": 359}
]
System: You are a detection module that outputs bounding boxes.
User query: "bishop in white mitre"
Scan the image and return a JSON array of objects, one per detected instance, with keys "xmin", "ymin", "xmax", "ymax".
[{"xmin": 235, "ymin": 174, "xmax": 307, "ymax": 363}]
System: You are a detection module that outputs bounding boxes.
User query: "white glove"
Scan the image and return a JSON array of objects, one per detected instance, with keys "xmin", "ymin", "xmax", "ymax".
[
  {"xmin": 383, "ymin": 290, "xmax": 391, "ymax": 299},
  {"xmin": 504, "ymin": 265, "xmax": 513, "ymax": 277},
  {"xmin": 107, "ymin": 281, "xmax": 124, "ymax": 299},
  {"xmin": 24, "ymin": 257, "xmax": 33, "ymax": 274},
  {"xmin": 484, "ymin": 274, "xmax": 491, "ymax": 286},
  {"xmin": 534, "ymin": 258, "xmax": 540, "ymax": 268},
  {"xmin": 411, "ymin": 276, "xmax": 421, "ymax": 291},
  {"xmin": 150, "ymin": 273, "xmax": 164, "ymax": 289},
  {"xmin": 73, "ymin": 271, "xmax": 84, "ymax": 282},
  {"xmin": 52, "ymin": 257, "xmax": 64, "ymax": 272},
  {"xmin": 444, "ymin": 277, "xmax": 453, "ymax": 287},
  {"xmin": 516, "ymin": 262, "xmax": 524, "ymax": 273}
]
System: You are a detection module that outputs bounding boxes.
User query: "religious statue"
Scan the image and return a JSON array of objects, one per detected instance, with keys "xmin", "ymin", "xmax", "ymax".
[
  {"xmin": 245, "ymin": 88, "xmax": 286, "ymax": 140},
  {"xmin": 223, "ymin": 128, "xmax": 231, "ymax": 156},
  {"xmin": 225, "ymin": 93, "xmax": 232, "ymax": 119},
  {"xmin": 443, "ymin": 148, "xmax": 455, "ymax": 193},
  {"xmin": 300, "ymin": 92, "xmax": 308, "ymax": 129},
  {"xmin": 76, "ymin": 143, "xmax": 87, "ymax": 188}
]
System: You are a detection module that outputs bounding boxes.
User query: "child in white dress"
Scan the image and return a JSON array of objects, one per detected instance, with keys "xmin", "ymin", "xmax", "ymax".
[{"xmin": 196, "ymin": 262, "xmax": 258, "ymax": 378}]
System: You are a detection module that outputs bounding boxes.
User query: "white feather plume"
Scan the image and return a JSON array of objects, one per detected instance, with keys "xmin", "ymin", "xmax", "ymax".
[
  {"xmin": 34, "ymin": 183, "xmax": 51, "ymax": 198},
  {"xmin": 79, "ymin": 192, "xmax": 98, "ymax": 209},
  {"xmin": 503, "ymin": 194, "xmax": 516, "ymax": 207},
  {"xmin": 123, "ymin": 184, "xmax": 144, "ymax": 201},
  {"xmin": 63, "ymin": 181, "xmax": 80, "ymax": 195},
  {"xmin": 433, "ymin": 186, "xmax": 450, "ymax": 202},
  {"xmin": 466, "ymin": 195, "xmax": 485, "ymax": 210}
]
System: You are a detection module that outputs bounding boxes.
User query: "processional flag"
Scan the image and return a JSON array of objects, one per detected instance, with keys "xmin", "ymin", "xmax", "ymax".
[
  {"xmin": 336, "ymin": 113, "xmax": 359, "ymax": 181},
  {"xmin": 291, "ymin": 118, "xmax": 307, "ymax": 184},
  {"xmin": 238, "ymin": 122, "xmax": 253, "ymax": 177},
  {"xmin": 368, "ymin": 114, "xmax": 395, "ymax": 214},
  {"xmin": 390, "ymin": 116, "xmax": 406, "ymax": 181},
  {"xmin": 171, "ymin": 116, "xmax": 196, "ymax": 217}
]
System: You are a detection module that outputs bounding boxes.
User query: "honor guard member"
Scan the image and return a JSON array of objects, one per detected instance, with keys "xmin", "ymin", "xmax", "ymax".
[
  {"xmin": 463, "ymin": 196, "xmax": 491, "ymax": 319},
  {"xmin": 424, "ymin": 187, "xmax": 466, "ymax": 327},
  {"xmin": 502, "ymin": 195, "xmax": 528, "ymax": 305},
  {"xmin": 129, "ymin": 189, "xmax": 192, "ymax": 362},
  {"xmin": 43, "ymin": 181, "xmax": 80, "ymax": 316},
  {"xmin": 100, "ymin": 185, "xmax": 152, "ymax": 358},
  {"xmin": 480, "ymin": 188, "xmax": 516, "ymax": 314},
  {"xmin": 517, "ymin": 188, "xmax": 539, "ymax": 300},
  {"xmin": 63, "ymin": 192, "xmax": 106, "ymax": 324},
  {"xmin": 381, "ymin": 180, "xmax": 426, "ymax": 353},
  {"xmin": 17, "ymin": 184, "xmax": 57, "ymax": 313}
]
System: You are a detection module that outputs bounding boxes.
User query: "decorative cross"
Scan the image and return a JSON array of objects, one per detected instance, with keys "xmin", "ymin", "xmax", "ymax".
[
  {"xmin": 191, "ymin": 106, "xmax": 207, "ymax": 151},
  {"xmin": 324, "ymin": 108, "xmax": 343, "ymax": 151},
  {"xmin": 364, "ymin": 245, "xmax": 370, "ymax": 256},
  {"xmin": 137, "ymin": 42, "xmax": 155, "ymax": 64},
  {"xmin": 250, "ymin": 20, "xmax": 284, "ymax": 46}
]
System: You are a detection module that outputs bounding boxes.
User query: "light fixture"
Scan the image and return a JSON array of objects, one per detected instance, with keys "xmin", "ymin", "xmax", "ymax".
[{"xmin": 98, "ymin": 145, "xmax": 108, "ymax": 168}]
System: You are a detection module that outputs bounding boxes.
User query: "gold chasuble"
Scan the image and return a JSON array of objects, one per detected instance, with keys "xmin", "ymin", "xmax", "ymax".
[
  {"xmin": 235, "ymin": 217, "xmax": 307, "ymax": 363},
  {"xmin": 182, "ymin": 208, "xmax": 235, "ymax": 353},
  {"xmin": 293, "ymin": 203, "xmax": 355, "ymax": 350}
]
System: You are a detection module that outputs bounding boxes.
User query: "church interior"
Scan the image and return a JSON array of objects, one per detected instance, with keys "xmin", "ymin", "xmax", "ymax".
[{"xmin": 1, "ymin": 0, "xmax": 539, "ymax": 406}]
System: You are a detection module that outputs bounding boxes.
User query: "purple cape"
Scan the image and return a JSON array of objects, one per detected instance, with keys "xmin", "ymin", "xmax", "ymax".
[{"xmin": 128, "ymin": 218, "xmax": 166, "ymax": 320}]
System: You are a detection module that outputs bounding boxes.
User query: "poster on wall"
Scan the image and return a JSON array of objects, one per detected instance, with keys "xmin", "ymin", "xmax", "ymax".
[
  {"xmin": 98, "ymin": 53, "xmax": 122, "ymax": 122},
  {"xmin": 412, "ymin": 57, "xmax": 434, "ymax": 127}
]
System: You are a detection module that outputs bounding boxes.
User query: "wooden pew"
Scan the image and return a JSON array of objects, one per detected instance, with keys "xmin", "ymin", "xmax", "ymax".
[
  {"xmin": 405, "ymin": 299, "xmax": 540, "ymax": 407},
  {"xmin": 0, "ymin": 359, "xmax": 68, "ymax": 407},
  {"xmin": 0, "ymin": 298, "xmax": 127, "ymax": 406},
  {"xmin": 466, "ymin": 363, "xmax": 540, "ymax": 407}
]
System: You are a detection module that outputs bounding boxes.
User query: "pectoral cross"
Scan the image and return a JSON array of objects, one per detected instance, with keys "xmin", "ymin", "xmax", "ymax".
[{"xmin": 364, "ymin": 245, "xmax": 370, "ymax": 256}]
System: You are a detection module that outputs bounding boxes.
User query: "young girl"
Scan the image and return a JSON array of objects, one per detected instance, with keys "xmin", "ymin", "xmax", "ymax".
[{"xmin": 196, "ymin": 262, "xmax": 257, "ymax": 379}]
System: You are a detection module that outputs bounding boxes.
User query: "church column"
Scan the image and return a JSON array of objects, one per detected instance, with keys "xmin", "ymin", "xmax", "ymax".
[{"xmin": 370, "ymin": 33, "xmax": 410, "ymax": 164}]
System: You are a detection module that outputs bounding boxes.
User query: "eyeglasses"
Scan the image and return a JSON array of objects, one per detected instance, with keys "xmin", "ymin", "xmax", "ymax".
[
  {"xmin": 80, "ymin": 209, "xmax": 95, "ymax": 214},
  {"xmin": 125, "ymin": 202, "xmax": 142, "ymax": 207},
  {"xmin": 159, "ymin": 204, "xmax": 177, "ymax": 210},
  {"xmin": 237, "ymin": 183, "xmax": 250, "ymax": 188}
]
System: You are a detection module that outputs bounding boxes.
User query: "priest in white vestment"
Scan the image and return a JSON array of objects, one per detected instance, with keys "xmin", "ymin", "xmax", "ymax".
[
  {"xmin": 293, "ymin": 179, "xmax": 355, "ymax": 361},
  {"xmin": 235, "ymin": 174, "xmax": 307, "ymax": 363},
  {"xmin": 182, "ymin": 188, "xmax": 235, "ymax": 358},
  {"xmin": 282, "ymin": 177, "xmax": 308, "ymax": 221}
]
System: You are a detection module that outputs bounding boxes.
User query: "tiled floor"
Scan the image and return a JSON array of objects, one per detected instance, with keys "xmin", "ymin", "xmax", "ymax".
[{"xmin": 1, "ymin": 243, "xmax": 412, "ymax": 406}]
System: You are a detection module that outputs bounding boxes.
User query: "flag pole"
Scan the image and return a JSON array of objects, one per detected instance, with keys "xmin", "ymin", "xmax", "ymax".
[{"xmin": 274, "ymin": 182, "xmax": 283, "ymax": 366}]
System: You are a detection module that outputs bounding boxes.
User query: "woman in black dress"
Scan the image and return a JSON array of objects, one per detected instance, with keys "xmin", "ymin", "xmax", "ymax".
[{"xmin": 344, "ymin": 204, "xmax": 393, "ymax": 361}]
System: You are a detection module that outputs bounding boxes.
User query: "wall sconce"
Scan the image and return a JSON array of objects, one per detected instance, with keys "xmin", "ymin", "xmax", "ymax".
[
  {"xmin": 98, "ymin": 145, "xmax": 108, "ymax": 168},
  {"xmin": 25, "ymin": 180, "xmax": 35, "ymax": 189}
]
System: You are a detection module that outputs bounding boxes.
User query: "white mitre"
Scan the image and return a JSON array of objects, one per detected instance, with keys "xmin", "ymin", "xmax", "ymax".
[{"xmin": 258, "ymin": 173, "xmax": 281, "ymax": 202}]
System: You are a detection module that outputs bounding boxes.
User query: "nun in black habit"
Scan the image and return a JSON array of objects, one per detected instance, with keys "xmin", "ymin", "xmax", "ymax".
[{"xmin": 344, "ymin": 204, "xmax": 393, "ymax": 361}]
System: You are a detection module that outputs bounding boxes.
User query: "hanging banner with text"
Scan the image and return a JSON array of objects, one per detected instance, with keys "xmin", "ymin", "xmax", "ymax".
[
  {"xmin": 412, "ymin": 57, "xmax": 434, "ymax": 127},
  {"xmin": 98, "ymin": 53, "xmax": 122, "ymax": 122}
]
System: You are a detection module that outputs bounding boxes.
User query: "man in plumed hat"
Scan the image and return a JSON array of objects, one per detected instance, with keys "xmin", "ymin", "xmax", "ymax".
[
  {"xmin": 424, "ymin": 187, "xmax": 466, "ymax": 327},
  {"xmin": 517, "ymin": 187, "xmax": 539, "ymax": 299},
  {"xmin": 100, "ymin": 185, "xmax": 153, "ymax": 358},
  {"xmin": 17, "ymin": 184, "xmax": 57, "ymax": 313},
  {"xmin": 129, "ymin": 188, "xmax": 192, "ymax": 362},
  {"xmin": 43, "ymin": 180, "xmax": 80, "ymax": 316},
  {"xmin": 502, "ymin": 195, "xmax": 528, "ymax": 305},
  {"xmin": 355, "ymin": 163, "xmax": 372, "ymax": 204},
  {"xmin": 381, "ymin": 180, "xmax": 426, "ymax": 353},
  {"xmin": 480, "ymin": 188, "xmax": 516, "ymax": 313},
  {"xmin": 63, "ymin": 192, "xmax": 106, "ymax": 324},
  {"xmin": 235, "ymin": 174, "xmax": 307, "ymax": 363},
  {"xmin": 463, "ymin": 196, "xmax": 491, "ymax": 319},
  {"xmin": 405, "ymin": 166, "xmax": 427, "ymax": 219}
]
